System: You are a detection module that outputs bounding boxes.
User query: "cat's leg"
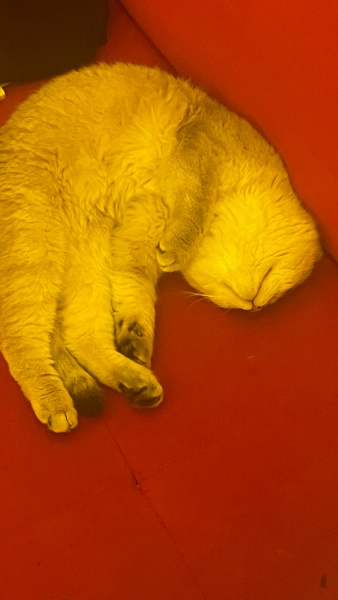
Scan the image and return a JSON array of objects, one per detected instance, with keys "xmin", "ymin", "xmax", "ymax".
[
  {"xmin": 61, "ymin": 230, "xmax": 163, "ymax": 408},
  {"xmin": 109, "ymin": 226, "xmax": 162, "ymax": 368},
  {"xmin": 0, "ymin": 216, "xmax": 78, "ymax": 432},
  {"xmin": 51, "ymin": 324, "xmax": 104, "ymax": 416},
  {"xmin": 157, "ymin": 143, "xmax": 216, "ymax": 272},
  {"xmin": 112, "ymin": 274, "xmax": 157, "ymax": 368},
  {"xmin": 156, "ymin": 193, "xmax": 206, "ymax": 273}
]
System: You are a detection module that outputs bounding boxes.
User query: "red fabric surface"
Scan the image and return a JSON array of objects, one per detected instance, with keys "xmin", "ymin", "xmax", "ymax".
[{"xmin": 1, "ymin": 1, "xmax": 338, "ymax": 599}]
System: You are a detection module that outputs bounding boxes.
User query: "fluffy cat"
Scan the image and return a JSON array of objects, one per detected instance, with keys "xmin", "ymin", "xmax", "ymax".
[{"xmin": 0, "ymin": 62, "xmax": 322, "ymax": 432}]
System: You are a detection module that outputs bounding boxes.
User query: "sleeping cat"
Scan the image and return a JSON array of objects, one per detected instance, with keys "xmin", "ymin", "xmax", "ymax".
[{"xmin": 0, "ymin": 62, "xmax": 322, "ymax": 432}]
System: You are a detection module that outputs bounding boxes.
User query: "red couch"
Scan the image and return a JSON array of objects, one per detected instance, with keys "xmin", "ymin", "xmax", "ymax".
[{"xmin": 1, "ymin": 1, "xmax": 338, "ymax": 598}]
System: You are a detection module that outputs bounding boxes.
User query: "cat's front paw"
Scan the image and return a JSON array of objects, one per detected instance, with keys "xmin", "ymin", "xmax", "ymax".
[
  {"xmin": 156, "ymin": 221, "xmax": 199, "ymax": 272},
  {"xmin": 115, "ymin": 317, "xmax": 153, "ymax": 367},
  {"xmin": 118, "ymin": 371, "xmax": 163, "ymax": 409},
  {"xmin": 156, "ymin": 230, "xmax": 186, "ymax": 272}
]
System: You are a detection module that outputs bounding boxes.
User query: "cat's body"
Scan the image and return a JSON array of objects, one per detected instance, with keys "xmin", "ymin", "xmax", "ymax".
[{"xmin": 0, "ymin": 63, "xmax": 322, "ymax": 431}]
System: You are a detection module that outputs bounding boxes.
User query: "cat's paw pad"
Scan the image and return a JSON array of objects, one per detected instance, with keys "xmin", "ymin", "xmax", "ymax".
[
  {"xmin": 118, "ymin": 372, "xmax": 163, "ymax": 409},
  {"xmin": 115, "ymin": 318, "xmax": 152, "ymax": 367},
  {"xmin": 156, "ymin": 231, "xmax": 186, "ymax": 272}
]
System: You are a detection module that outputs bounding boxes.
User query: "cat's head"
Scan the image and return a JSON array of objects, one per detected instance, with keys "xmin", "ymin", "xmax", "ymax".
[{"xmin": 182, "ymin": 179, "xmax": 322, "ymax": 311}]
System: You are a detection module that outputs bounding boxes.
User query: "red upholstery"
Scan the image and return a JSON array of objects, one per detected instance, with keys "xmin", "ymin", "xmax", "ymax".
[{"xmin": 1, "ymin": 2, "xmax": 338, "ymax": 599}]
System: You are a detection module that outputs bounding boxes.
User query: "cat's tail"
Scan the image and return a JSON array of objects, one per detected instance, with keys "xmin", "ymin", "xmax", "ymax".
[{"xmin": 51, "ymin": 328, "xmax": 104, "ymax": 417}]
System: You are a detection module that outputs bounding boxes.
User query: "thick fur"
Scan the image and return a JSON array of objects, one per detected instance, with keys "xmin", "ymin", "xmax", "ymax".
[{"xmin": 0, "ymin": 63, "xmax": 322, "ymax": 431}]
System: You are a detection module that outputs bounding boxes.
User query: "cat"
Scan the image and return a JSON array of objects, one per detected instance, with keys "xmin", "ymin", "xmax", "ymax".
[{"xmin": 0, "ymin": 62, "xmax": 322, "ymax": 432}]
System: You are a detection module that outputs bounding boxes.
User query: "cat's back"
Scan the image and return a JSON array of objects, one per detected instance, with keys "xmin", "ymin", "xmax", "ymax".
[
  {"xmin": 0, "ymin": 63, "xmax": 208, "ymax": 225},
  {"xmin": 1, "ymin": 63, "xmax": 199, "ymax": 147}
]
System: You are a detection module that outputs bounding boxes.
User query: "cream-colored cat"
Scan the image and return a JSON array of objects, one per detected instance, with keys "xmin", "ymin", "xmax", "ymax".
[{"xmin": 0, "ymin": 63, "xmax": 322, "ymax": 432}]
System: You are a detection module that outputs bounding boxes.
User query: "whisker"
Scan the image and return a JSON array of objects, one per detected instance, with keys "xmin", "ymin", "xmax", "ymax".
[
  {"xmin": 177, "ymin": 289, "xmax": 233, "ymax": 311},
  {"xmin": 186, "ymin": 290, "xmax": 230, "ymax": 306},
  {"xmin": 188, "ymin": 296, "xmax": 209, "ymax": 309},
  {"xmin": 191, "ymin": 296, "xmax": 233, "ymax": 312},
  {"xmin": 179, "ymin": 290, "xmax": 208, "ymax": 299}
]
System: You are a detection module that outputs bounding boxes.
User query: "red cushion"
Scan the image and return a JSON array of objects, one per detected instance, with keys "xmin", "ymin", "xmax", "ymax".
[{"xmin": 1, "ymin": 2, "xmax": 338, "ymax": 599}]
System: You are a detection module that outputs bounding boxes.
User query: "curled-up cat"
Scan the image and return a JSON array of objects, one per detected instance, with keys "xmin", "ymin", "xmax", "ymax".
[{"xmin": 0, "ymin": 62, "xmax": 322, "ymax": 432}]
